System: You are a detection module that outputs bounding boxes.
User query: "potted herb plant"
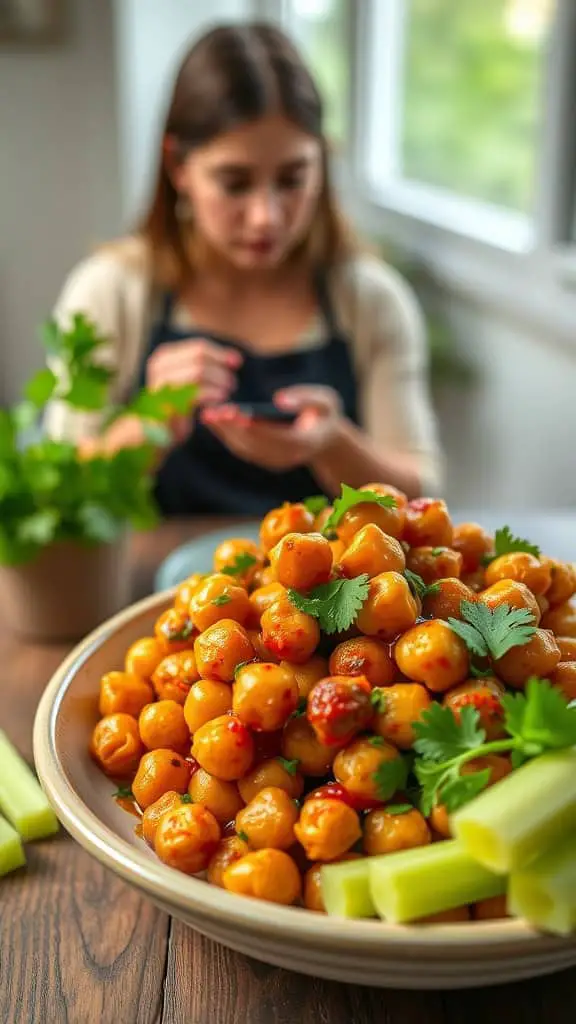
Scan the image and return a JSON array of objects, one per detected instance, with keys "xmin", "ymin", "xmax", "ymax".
[{"xmin": 0, "ymin": 315, "xmax": 196, "ymax": 642}]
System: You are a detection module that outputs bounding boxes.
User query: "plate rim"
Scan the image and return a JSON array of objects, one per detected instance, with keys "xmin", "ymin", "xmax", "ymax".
[{"xmin": 32, "ymin": 589, "xmax": 576, "ymax": 959}]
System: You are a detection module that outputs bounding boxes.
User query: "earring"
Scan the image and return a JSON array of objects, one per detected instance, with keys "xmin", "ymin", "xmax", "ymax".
[{"xmin": 175, "ymin": 193, "xmax": 193, "ymax": 222}]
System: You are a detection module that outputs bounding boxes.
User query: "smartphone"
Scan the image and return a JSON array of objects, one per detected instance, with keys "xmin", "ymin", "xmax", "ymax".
[{"xmin": 235, "ymin": 402, "xmax": 298, "ymax": 424}]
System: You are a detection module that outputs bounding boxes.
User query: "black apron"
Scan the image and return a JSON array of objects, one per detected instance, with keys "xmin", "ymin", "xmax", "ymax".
[{"xmin": 140, "ymin": 277, "xmax": 359, "ymax": 516}]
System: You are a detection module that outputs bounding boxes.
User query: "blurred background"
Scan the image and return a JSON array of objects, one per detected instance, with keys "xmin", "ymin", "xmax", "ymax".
[{"xmin": 1, "ymin": 0, "xmax": 575, "ymax": 510}]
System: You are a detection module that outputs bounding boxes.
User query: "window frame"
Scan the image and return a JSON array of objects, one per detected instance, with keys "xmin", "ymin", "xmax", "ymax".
[{"xmin": 257, "ymin": 0, "xmax": 576, "ymax": 343}]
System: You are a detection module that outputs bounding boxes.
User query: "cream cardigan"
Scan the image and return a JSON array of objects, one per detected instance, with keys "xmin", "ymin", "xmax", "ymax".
[{"xmin": 45, "ymin": 237, "xmax": 443, "ymax": 493}]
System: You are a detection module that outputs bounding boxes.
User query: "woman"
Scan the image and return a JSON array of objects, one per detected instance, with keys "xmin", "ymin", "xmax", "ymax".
[{"xmin": 46, "ymin": 22, "xmax": 443, "ymax": 515}]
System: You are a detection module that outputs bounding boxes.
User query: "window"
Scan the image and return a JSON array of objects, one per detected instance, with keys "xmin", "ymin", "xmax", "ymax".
[
  {"xmin": 281, "ymin": 0, "xmax": 351, "ymax": 145},
  {"xmin": 400, "ymin": 0, "xmax": 552, "ymax": 215}
]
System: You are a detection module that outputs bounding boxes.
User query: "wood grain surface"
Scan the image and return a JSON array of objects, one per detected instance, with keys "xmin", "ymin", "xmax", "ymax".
[{"xmin": 1, "ymin": 518, "xmax": 575, "ymax": 1024}]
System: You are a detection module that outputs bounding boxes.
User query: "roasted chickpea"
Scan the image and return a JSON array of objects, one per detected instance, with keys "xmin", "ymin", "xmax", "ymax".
[
  {"xmin": 261, "ymin": 597, "xmax": 320, "ymax": 664},
  {"xmin": 213, "ymin": 537, "xmax": 262, "ymax": 586},
  {"xmin": 373, "ymin": 682, "xmax": 432, "ymax": 749},
  {"xmin": 541, "ymin": 599, "xmax": 576, "ymax": 637},
  {"xmin": 233, "ymin": 662, "xmax": 299, "ymax": 732},
  {"xmin": 191, "ymin": 714, "xmax": 254, "ymax": 781},
  {"xmin": 329, "ymin": 636, "xmax": 396, "ymax": 687},
  {"xmin": 207, "ymin": 835, "xmax": 250, "ymax": 887},
  {"xmin": 337, "ymin": 497, "xmax": 406, "ymax": 546},
  {"xmin": 174, "ymin": 573, "xmax": 205, "ymax": 612},
  {"xmin": 302, "ymin": 856, "xmax": 360, "ymax": 911},
  {"xmin": 259, "ymin": 502, "xmax": 315, "ymax": 554},
  {"xmin": 356, "ymin": 571, "xmax": 418, "ymax": 640},
  {"xmin": 125, "ymin": 636, "xmax": 164, "ymax": 679},
  {"xmin": 443, "ymin": 678, "xmax": 506, "ymax": 740},
  {"xmin": 154, "ymin": 607, "xmax": 196, "ymax": 654},
  {"xmin": 90, "ymin": 713, "xmax": 144, "ymax": 778},
  {"xmin": 222, "ymin": 849, "xmax": 301, "ymax": 904},
  {"xmin": 421, "ymin": 578, "xmax": 477, "ymax": 621},
  {"xmin": 363, "ymin": 806, "xmax": 431, "ymax": 856},
  {"xmin": 269, "ymin": 532, "xmax": 332, "ymax": 591},
  {"xmin": 248, "ymin": 582, "xmax": 287, "ymax": 627},
  {"xmin": 138, "ymin": 699, "xmax": 190, "ymax": 754},
  {"xmin": 406, "ymin": 547, "xmax": 463, "ymax": 585},
  {"xmin": 542, "ymin": 559, "xmax": 576, "ymax": 607},
  {"xmin": 132, "ymin": 749, "xmax": 192, "ymax": 809},
  {"xmin": 494, "ymin": 628, "xmax": 561, "ymax": 688},
  {"xmin": 188, "ymin": 768, "xmax": 244, "ymax": 823},
  {"xmin": 461, "ymin": 754, "xmax": 511, "ymax": 787},
  {"xmin": 461, "ymin": 568, "xmax": 486, "ymax": 594},
  {"xmin": 183, "ymin": 679, "xmax": 232, "ymax": 734},
  {"xmin": 281, "ymin": 655, "xmax": 329, "ymax": 698},
  {"xmin": 307, "ymin": 675, "xmax": 373, "ymax": 746},
  {"xmin": 252, "ymin": 565, "xmax": 276, "ymax": 589},
  {"xmin": 237, "ymin": 757, "xmax": 304, "ymax": 804},
  {"xmin": 473, "ymin": 895, "xmax": 509, "ymax": 920},
  {"xmin": 557, "ymin": 637, "xmax": 576, "ymax": 661},
  {"xmin": 549, "ymin": 661, "xmax": 576, "ymax": 702},
  {"xmin": 151, "ymin": 649, "xmax": 200, "ymax": 705},
  {"xmin": 141, "ymin": 790, "xmax": 185, "ymax": 847},
  {"xmin": 98, "ymin": 671, "xmax": 154, "ymax": 718},
  {"xmin": 452, "ymin": 522, "xmax": 492, "ymax": 573},
  {"xmin": 403, "ymin": 498, "xmax": 453, "ymax": 548},
  {"xmin": 294, "ymin": 796, "xmax": 361, "ymax": 861},
  {"xmin": 247, "ymin": 629, "xmax": 274, "ymax": 662},
  {"xmin": 235, "ymin": 786, "xmax": 298, "ymax": 850},
  {"xmin": 428, "ymin": 802, "xmax": 452, "ymax": 839},
  {"xmin": 537, "ymin": 594, "xmax": 550, "ymax": 617},
  {"xmin": 337, "ymin": 523, "xmax": 406, "ymax": 579},
  {"xmin": 333, "ymin": 736, "xmax": 404, "ymax": 803},
  {"xmin": 154, "ymin": 802, "xmax": 220, "ymax": 874},
  {"xmin": 478, "ymin": 579, "xmax": 541, "ymax": 624},
  {"xmin": 329, "ymin": 538, "xmax": 345, "ymax": 563},
  {"xmin": 394, "ymin": 620, "xmax": 469, "ymax": 693},
  {"xmin": 281, "ymin": 717, "xmax": 335, "ymax": 776},
  {"xmin": 194, "ymin": 620, "xmax": 255, "ymax": 684},
  {"xmin": 484, "ymin": 552, "xmax": 552, "ymax": 596},
  {"xmin": 188, "ymin": 574, "xmax": 250, "ymax": 632}
]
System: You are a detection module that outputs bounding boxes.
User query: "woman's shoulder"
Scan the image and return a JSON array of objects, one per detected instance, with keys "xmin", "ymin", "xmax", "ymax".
[
  {"xmin": 333, "ymin": 252, "xmax": 419, "ymax": 315},
  {"xmin": 60, "ymin": 235, "xmax": 151, "ymax": 295}
]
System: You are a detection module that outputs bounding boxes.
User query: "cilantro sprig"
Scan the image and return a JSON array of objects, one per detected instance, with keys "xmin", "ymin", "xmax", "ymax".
[
  {"xmin": 482, "ymin": 525, "xmax": 541, "ymax": 566},
  {"xmin": 322, "ymin": 483, "xmax": 396, "ymax": 533},
  {"xmin": 221, "ymin": 552, "xmax": 257, "ymax": 576},
  {"xmin": 413, "ymin": 678, "xmax": 576, "ymax": 815},
  {"xmin": 404, "ymin": 570, "xmax": 440, "ymax": 601},
  {"xmin": 447, "ymin": 600, "xmax": 536, "ymax": 661},
  {"xmin": 303, "ymin": 495, "xmax": 329, "ymax": 516},
  {"xmin": 288, "ymin": 574, "xmax": 369, "ymax": 634},
  {"xmin": 277, "ymin": 757, "xmax": 300, "ymax": 776}
]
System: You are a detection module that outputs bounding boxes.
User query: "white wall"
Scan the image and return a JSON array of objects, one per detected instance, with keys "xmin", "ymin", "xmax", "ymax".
[
  {"xmin": 436, "ymin": 300, "xmax": 576, "ymax": 510},
  {"xmin": 0, "ymin": 0, "xmax": 121, "ymax": 402},
  {"xmin": 113, "ymin": 0, "xmax": 251, "ymax": 222}
]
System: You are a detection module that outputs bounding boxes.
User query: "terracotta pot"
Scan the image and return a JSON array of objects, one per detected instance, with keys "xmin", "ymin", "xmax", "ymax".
[{"xmin": 0, "ymin": 538, "xmax": 130, "ymax": 643}]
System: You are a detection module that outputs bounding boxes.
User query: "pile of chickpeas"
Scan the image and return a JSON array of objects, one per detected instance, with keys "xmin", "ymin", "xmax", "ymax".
[{"xmin": 89, "ymin": 484, "xmax": 576, "ymax": 918}]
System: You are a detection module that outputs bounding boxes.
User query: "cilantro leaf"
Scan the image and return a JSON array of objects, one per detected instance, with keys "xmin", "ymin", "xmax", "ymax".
[
  {"xmin": 221, "ymin": 552, "xmax": 257, "ymax": 576},
  {"xmin": 385, "ymin": 803, "xmax": 414, "ymax": 815},
  {"xmin": 413, "ymin": 703, "xmax": 486, "ymax": 763},
  {"xmin": 448, "ymin": 600, "xmax": 536, "ymax": 661},
  {"xmin": 303, "ymin": 495, "xmax": 329, "ymax": 515},
  {"xmin": 493, "ymin": 525, "xmax": 540, "ymax": 560},
  {"xmin": 277, "ymin": 757, "xmax": 300, "ymax": 776},
  {"xmin": 126, "ymin": 383, "xmax": 198, "ymax": 420},
  {"xmin": 372, "ymin": 755, "xmax": 409, "ymax": 801},
  {"xmin": 113, "ymin": 785, "xmax": 133, "ymax": 799},
  {"xmin": 322, "ymin": 483, "xmax": 396, "ymax": 532},
  {"xmin": 237, "ymin": 830, "xmax": 249, "ymax": 843},
  {"xmin": 370, "ymin": 688, "xmax": 387, "ymax": 713},
  {"xmin": 291, "ymin": 697, "xmax": 308, "ymax": 717},
  {"xmin": 287, "ymin": 574, "xmax": 369, "ymax": 634},
  {"xmin": 234, "ymin": 660, "xmax": 254, "ymax": 678},
  {"xmin": 180, "ymin": 793, "xmax": 193, "ymax": 803},
  {"xmin": 405, "ymin": 570, "xmax": 440, "ymax": 601},
  {"xmin": 212, "ymin": 594, "xmax": 232, "ymax": 606},
  {"xmin": 368, "ymin": 736, "xmax": 385, "ymax": 747},
  {"xmin": 503, "ymin": 677, "xmax": 576, "ymax": 751},
  {"xmin": 439, "ymin": 768, "xmax": 492, "ymax": 813},
  {"xmin": 24, "ymin": 368, "xmax": 57, "ymax": 408}
]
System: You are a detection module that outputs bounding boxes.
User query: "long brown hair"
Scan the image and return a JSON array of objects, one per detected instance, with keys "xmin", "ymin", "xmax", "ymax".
[{"xmin": 139, "ymin": 22, "xmax": 356, "ymax": 287}]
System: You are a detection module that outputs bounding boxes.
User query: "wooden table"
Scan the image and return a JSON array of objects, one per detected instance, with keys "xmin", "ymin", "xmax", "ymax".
[{"xmin": 2, "ymin": 518, "xmax": 576, "ymax": 1024}]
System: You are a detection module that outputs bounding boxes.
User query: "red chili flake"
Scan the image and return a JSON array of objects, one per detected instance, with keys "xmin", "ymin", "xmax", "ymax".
[
  {"xmin": 307, "ymin": 782, "xmax": 382, "ymax": 813},
  {"xmin": 456, "ymin": 692, "xmax": 503, "ymax": 718}
]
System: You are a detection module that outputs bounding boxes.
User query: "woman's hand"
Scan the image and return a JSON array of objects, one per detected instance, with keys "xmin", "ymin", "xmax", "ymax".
[
  {"xmin": 146, "ymin": 339, "xmax": 242, "ymax": 406},
  {"xmin": 201, "ymin": 385, "xmax": 343, "ymax": 472}
]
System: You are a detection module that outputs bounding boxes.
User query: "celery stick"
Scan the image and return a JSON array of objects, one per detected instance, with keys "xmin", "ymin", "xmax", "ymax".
[
  {"xmin": 452, "ymin": 748, "xmax": 576, "ymax": 874},
  {"xmin": 321, "ymin": 858, "xmax": 375, "ymax": 918},
  {"xmin": 0, "ymin": 730, "xmax": 58, "ymax": 841},
  {"xmin": 368, "ymin": 840, "xmax": 504, "ymax": 923},
  {"xmin": 0, "ymin": 814, "xmax": 26, "ymax": 876},
  {"xmin": 508, "ymin": 832, "xmax": 576, "ymax": 936}
]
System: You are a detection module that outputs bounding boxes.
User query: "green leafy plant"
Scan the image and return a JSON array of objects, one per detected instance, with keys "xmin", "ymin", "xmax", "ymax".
[{"xmin": 0, "ymin": 314, "xmax": 197, "ymax": 566}]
